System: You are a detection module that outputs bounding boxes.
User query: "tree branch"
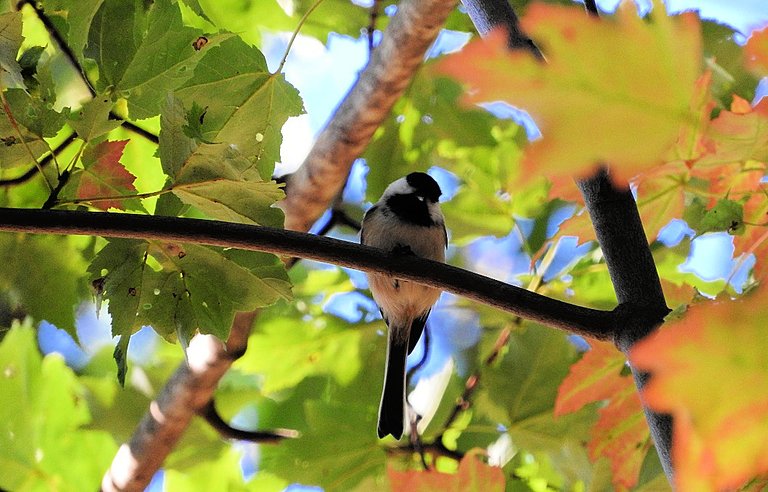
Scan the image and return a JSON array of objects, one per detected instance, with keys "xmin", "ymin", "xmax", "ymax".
[
  {"xmin": 197, "ymin": 400, "xmax": 299, "ymax": 443},
  {"xmin": 100, "ymin": 310, "xmax": 256, "ymax": 491},
  {"xmin": 458, "ymin": 0, "xmax": 674, "ymax": 484},
  {"xmin": 576, "ymin": 168, "xmax": 673, "ymax": 478},
  {"xmin": 280, "ymin": 0, "xmax": 459, "ymax": 232},
  {"xmin": 0, "ymin": 207, "xmax": 617, "ymax": 340},
  {"xmin": 0, "ymin": 133, "xmax": 77, "ymax": 187},
  {"xmin": 460, "ymin": 0, "xmax": 542, "ymax": 56}
]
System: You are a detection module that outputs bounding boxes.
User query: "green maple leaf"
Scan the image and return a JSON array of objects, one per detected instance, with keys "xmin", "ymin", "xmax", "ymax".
[
  {"xmin": 0, "ymin": 324, "xmax": 117, "ymax": 491},
  {"xmin": 173, "ymin": 36, "xmax": 304, "ymax": 171},
  {"xmin": 88, "ymin": 238, "xmax": 291, "ymax": 385},
  {"xmin": 159, "ymin": 90, "xmax": 293, "ymax": 226}
]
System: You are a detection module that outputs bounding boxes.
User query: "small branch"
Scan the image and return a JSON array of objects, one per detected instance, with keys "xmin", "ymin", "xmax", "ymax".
[
  {"xmin": 0, "ymin": 132, "xmax": 77, "ymax": 187},
  {"xmin": 17, "ymin": 0, "xmax": 96, "ymax": 95},
  {"xmin": 460, "ymin": 0, "xmax": 542, "ymax": 57},
  {"xmin": 276, "ymin": 0, "xmax": 327, "ymax": 74},
  {"xmin": 280, "ymin": 0, "xmax": 460, "ymax": 232},
  {"xmin": 393, "ymin": 440, "xmax": 465, "ymax": 461},
  {"xmin": 1, "ymin": 93, "xmax": 55, "ymax": 192},
  {"xmin": 367, "ymin": 0, "xmax": 381, "ymax": 53},
  {"xmin": 0, "ymin": 207, "xmax": 617, "ymax": 340},
  {"xmin": 583, "ymin": 0, "xmax": 599, "ymax": 17},
  {"xmin": 118, "ymin": 118, "xmax": 159, "ymax": 144},
  {"xmin": 21, "ymin": 0, "xmax": 160, "ymax": 144},
  {"xmin": 437, "ymin": 324, "xmax": 512, "ymax": 440},
  {"xmin": 198, "ymin": 400, "xmax": 299, "ymax": 443}
]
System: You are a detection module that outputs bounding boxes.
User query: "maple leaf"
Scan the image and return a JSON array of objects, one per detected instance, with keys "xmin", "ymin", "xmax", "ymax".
[
  {"xmin": 74, "ymin": 140, "xmax": 137, "ymax": 211},
  {"xmin": 387, "ymin": 454, "xmax": 505, "ymax": 492},
  {"xmin": 693, "ymin": 98, "xmax": 768, "ymax": 171},
  {"xmin": 635, "ymin": 161, "xmax": 690, "ymax": 241},
  {"xmin": 745, "ymin": 28, "xmax": 768, "ymax": 76},
  {"xmin": 555, "ymin": 340, "xmax": 649, "ymax": 490},
  {"xmin": 631, "ymin": 292, "xmax": 768, "ymax": 491},
  {"xmin": 437, "ymin": 2, "xmax": 702, "ymax": 183}
]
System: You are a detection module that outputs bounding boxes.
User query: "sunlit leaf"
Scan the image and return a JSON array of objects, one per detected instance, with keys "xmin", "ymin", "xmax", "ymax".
[
  {"xmin": 437, "ymin": 2, "xmax": 701, "ymax": 183},
  {"xmin": 0, "ymin": 324, "xmax": 117, "ymax": 491},
  {"xmin": 388, "ymin": 454, "xmax": 505, "ymax": 491},
  {"xmin": 160, "ymin": 96, "xmax": 287, "ymax": 226},
  {"xmin": 631, "ymin": 291, "xmax": 768, "ymax": 490},
  {"xmin": 174, "ymin": 36, "xmax": 304, "ymax": 174},
  {"xmin": 67, "ymin": 94, "xmax": 121, "ymax": 141},
  {"xmin": 236, "ymin": 313, "xmax": 371, "ymax": 394},
  {"xmin": 745, "ymin": 27, "xmax": 768, "ymax": 76},
  {"xmin": 0, "ymin": 12, "xmax": 24, "ymax": 89}
]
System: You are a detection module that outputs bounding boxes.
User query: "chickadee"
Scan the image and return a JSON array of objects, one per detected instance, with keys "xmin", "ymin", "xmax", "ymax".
[{"xmin": 361, "ymin": 172, "xmax": 447, "ymax": 439}]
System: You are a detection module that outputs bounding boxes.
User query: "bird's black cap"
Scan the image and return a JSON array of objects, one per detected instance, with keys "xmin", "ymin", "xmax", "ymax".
[{"xmin": 406, "ymin": 172, "xmax": 442, "ymax": 203}]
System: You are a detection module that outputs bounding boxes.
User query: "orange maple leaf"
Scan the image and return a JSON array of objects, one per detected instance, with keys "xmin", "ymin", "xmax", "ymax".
[
  {"xmin": 631, "ymin": 292, "xmax": 768, "ymax": 490},
  {"xmin": 693, "ymin": 98, "xmax": 768, "ymax": 173},
  {"xmin": 387, "ymin": 454, "xmax": 505, "ymax": 492},
  {"xmin": 745, "ymin": 28, "xmax": 768, "ymax": 76},
  {"xmin": 437, "ymin": 2, "xmax": 702, "ymax": 184},
  {"xmin": 75, "ymin": 140, "xmax": 137, "ymax": 211},
  {"xmin": 555, "ymin": 340, "xmax": 649, "ymax": 490}
]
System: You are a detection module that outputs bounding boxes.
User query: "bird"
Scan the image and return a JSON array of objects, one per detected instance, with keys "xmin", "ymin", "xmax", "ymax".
[{"xmin": 360, "ymin": 172, "xmax": 447, "ymax": 439}]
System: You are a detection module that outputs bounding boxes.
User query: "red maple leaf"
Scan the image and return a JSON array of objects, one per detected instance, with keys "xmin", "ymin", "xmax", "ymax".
[
  {"xmin": 75, "ymin": 140, "xmax": 137, "ymax": 211},
  {"xmin": 388, "ymin": 454, "xmax": 505, "ymax": 491}
]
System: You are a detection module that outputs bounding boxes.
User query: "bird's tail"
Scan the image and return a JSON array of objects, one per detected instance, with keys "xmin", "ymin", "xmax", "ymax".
[{"xmin": 378, "ymin": 328, "xmax": 408, "ymax": 439}]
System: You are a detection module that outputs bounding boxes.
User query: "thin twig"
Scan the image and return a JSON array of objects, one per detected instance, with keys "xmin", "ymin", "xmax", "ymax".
[
  {"xmin": 21, "ymin": 0, "xmax": 160, "ymax": 144},
  {"xmin": 198, "ymin": 400, "xmax": 299, "ymax": 443},
  {"xmin": 0, "ymin": 132, "xmax": 77, "ymax": 187},
  {"xmin": 276, "ymin": 0, "xmax": 327, "ymax": 74},
  {"xmin": 17, "ymin": 0, "xmax": 96, "ymax": 95},
  {"xmin": 1, "ymin": 92, "xmax": 54, "ymax": 192},
  {"xmin": 367, "ymin": 0, "xmax": 381, "ymax": 54}
]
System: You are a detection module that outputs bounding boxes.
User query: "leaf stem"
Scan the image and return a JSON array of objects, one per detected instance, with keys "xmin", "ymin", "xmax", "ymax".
[
  {"xmin": 54, "ymin": 189, "xmax": 167, "ymax": 207},
  {"xmin": 275, "ymin": 0, "xmax": 328, "ymax": 74},
  {"xmin": 0, "ymin": 92, "xmax": 55, "ymax": 192}
]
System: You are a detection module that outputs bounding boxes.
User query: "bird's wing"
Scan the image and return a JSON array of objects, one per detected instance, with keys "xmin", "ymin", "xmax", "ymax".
[
  {"xmin": 360, "ymin": 205, "xmax": 378, "ymax": 244},
  {"xmin": 408, "ymin": 310, "xmax": 430, "ymax": 354}
]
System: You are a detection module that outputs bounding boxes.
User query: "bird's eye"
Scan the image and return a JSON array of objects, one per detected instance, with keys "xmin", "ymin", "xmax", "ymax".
[{"xmin": 416, "ymin": 195, "xmax": 425, "ymax": 202}]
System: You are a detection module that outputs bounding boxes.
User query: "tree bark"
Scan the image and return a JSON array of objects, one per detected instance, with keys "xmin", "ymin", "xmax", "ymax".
[
  {"xmin": 280, "ymin": 0, "xmax": 458, "ymax": 232},
  {"xmin": 459, "ymin": 0, "xmax": 674, "ymax": 483}
]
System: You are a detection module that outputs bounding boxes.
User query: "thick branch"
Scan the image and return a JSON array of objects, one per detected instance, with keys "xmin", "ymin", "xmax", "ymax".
[
  {"xmin": 0, "ymin": 207, "xmax": 616, "ymax": 340},
  {"xmin": 460, "ymin": 0, "xmax": 542, "ymax": 56},
  {"xmin": 577, "ymin": 168, "xmax": 673, "ymax": 478},
  {"xmin": 101, "ymin": 311, "xmax": 256, "ymax": 492},
  {"xmin": 280, "ymin": 0, "xmax": 458, "ymax": 232}
]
